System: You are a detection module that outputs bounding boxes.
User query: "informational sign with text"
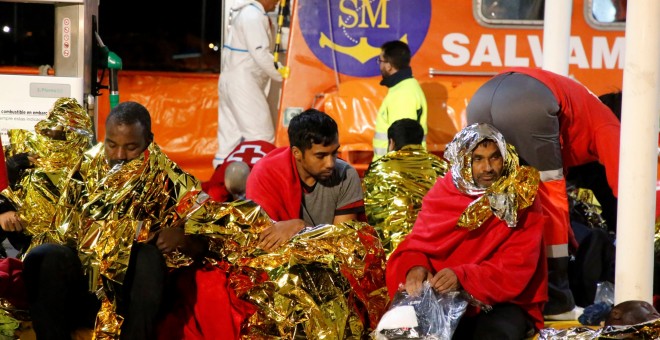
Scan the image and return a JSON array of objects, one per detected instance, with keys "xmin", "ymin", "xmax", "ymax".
[{"xmin": 0, "ymin": 74, "xmax": 83, "ymax": 145}]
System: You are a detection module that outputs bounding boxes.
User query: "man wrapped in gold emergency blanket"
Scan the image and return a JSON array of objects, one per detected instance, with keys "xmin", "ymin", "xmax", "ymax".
[
  {"xmin": 33, "ymin": 141, "xmax": 202, "ymax": 339},
  {"xmin": 2, "ymin": 97, "xmax": 94, "ymax": 248},
  {"xmin": 5, "ymin": 101, "xmax": 205, "ymax": 339},
  {"xmin": 363, "ymin": 144, "xmax": 447, "ymax": 257}
]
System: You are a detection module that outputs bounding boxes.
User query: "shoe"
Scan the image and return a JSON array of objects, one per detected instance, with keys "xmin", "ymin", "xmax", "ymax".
[{"xmin": 544, "ymin": 306, "xmax": 584, "ymax": 321}]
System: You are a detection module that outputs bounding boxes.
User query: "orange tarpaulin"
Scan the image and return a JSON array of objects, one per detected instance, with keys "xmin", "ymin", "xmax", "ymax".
[{"xmin": 97, "ymin": 71, "xmax": 219, "ymax": 181}]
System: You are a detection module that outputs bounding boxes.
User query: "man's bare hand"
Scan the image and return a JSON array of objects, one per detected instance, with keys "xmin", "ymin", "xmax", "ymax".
[
  {"xmin": 429, "ymin": 268, "xmax": 460, "ymax": 293},
  {"xmin": 154, "ymin": 227, "xmax": 186, "ymax": 253},
  {"xmin": 405, "ymin": 266, "xmax": 432, "ymax": 296},
  {"xmin": 0, "ymin": 211, "xmax": 24, "ymax": 232},
  {"xmin": 257, "ymin": 219, "xmax": 305, "ymax": 252}
]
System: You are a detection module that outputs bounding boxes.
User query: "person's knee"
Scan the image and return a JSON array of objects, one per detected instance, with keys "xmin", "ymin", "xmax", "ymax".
[{"xmin": 24, "ymin": 244, "xmax": 78, "ymax": 275}]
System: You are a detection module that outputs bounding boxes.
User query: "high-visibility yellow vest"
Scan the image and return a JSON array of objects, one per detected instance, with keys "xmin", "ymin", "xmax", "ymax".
[{"xmin": 372, "ymin": 77, "xmax": 427, "ymax": 161}]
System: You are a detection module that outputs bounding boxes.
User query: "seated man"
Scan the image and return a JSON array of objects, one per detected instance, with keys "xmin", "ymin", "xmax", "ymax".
[
  {"xmin": 246, "ymin": 108, "xmax": 365, "ymax": 251},
  {"xmin": 364, "ymin": 118, "xmax": 447, "ymax": 256},
  {"xmin": 22, "ymin": 101, "xmax": 206, "ymax": 340},
  {"xmin": 467, "ymin": 67, "xmax": 621, "ymax": 319},
  {"xmin": 386, "ymin": 123, "xmax": 548, "ymax": 339},
  {"xmin": 173, "ymin": 109, "xmax": 382, "ymax": 338}
]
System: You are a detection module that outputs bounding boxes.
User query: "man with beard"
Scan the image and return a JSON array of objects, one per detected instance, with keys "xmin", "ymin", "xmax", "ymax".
[
  {"xmin": 466, "ymin": 67, "xmax": 621, "ymax": 320},
  {"xmin": 386, "ymin": 123, "xmax": 547, "ymax": 339},
  {"xmin": 372, "ymin": 40, "xmax": 427, "ymax": 160},
  {"xmin": 246, "ymin": 108, "xmax": 365, "ymax": 251}
]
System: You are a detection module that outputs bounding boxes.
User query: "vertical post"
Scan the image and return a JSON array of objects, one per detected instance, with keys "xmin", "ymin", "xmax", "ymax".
[
  {"xmin": 542, "ymin": 0, "xmax": 572, "ymax": 75},
  {"xmin": 615, "ymin": 0, "xmax": 660, "ymax": 304},
  {"xmin": 0, "ymin": 137, "xmax": 7, "ymax": 192}
]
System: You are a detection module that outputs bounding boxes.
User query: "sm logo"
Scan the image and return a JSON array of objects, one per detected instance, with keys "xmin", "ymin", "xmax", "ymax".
[{"xmin": 298, "ymin": 0, "xmax": 431, "ymax": 77}]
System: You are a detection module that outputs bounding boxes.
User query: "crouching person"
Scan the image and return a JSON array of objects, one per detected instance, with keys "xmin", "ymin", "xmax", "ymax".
[{"xmin": 386, "ymin": 123, "xmax": 548, "ymax": 339}]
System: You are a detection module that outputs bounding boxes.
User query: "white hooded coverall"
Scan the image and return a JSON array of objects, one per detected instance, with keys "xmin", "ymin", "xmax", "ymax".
[{"xmin": 215, "ymin": 0, "xmax": 282, "ymax": 168}]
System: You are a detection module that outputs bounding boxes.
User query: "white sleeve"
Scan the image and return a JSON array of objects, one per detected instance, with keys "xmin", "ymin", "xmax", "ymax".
[{"xmin": 238, "ymin": 8, "xmax": 283, "ymax": 82}]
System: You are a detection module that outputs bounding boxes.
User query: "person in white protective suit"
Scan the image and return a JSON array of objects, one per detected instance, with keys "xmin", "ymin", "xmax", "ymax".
[{"xmin": 214, "ymin": 0, "xmax": 285, "ymax": 168}]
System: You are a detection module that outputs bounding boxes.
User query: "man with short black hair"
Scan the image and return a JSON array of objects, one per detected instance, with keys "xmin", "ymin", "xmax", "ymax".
[
  {"xmin": 386, "ymin": 117, "xmax": 425, "ymax": 152},
  {"xmin": 246, "ymin": 108, "xmax": 365, "ymax": 251},
  {"xmin": 364, "ymin": 118, "xmax": 446, "ymax": 256},
  {"xmin": 373, "ymin": 40, "xmax": 427, "ymax": 160}
]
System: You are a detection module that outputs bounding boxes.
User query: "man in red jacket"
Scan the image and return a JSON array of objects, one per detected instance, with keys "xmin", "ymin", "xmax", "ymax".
[
  {"xmin": 386, "ymin": 123, "xmax": 547, "ymax": 339},
  {"xmin": 466, "ymin": 67, "xmax": 620, "ymax": 319},
  {"xmin": 246, "ymin": 108, "xmax": 365, "ymax": 251}
]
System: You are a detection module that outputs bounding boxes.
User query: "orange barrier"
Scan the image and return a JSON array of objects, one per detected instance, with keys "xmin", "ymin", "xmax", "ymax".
[{"xmin": 97, "ymin": 71, "xmax": 219, "ymax": 181}]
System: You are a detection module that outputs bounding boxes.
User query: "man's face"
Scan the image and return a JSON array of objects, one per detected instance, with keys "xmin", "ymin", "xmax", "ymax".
[
  {"xmin": 294, "ymin": 138, "xmax": 339, "ymax": 182},
  {"xmin": 378, "ymin": 51, "xmax": 393, "ymax": 78},
  {"xmin": 104, "ymin": 119, "xmax": 150, "ymax": 167},
  {"xmin": 471, "ymin": 141, "xmax": 503, "ymax": 188}
]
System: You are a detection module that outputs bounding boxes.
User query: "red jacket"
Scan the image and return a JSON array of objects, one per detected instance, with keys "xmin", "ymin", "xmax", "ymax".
[
  {"xmin": 245, "ymin": 147, "xmax": 302, "ymax": 221},
  {"xmin": 505, "ymin": 67, "xmax": 621, "ymax": 196},
  {"xmin": 386, "ymin": 175, "xmax": 548, "ymax": 330},
  {"xmin": 203, "ymin": 141, "xmax": 275, "ymax": 202}
]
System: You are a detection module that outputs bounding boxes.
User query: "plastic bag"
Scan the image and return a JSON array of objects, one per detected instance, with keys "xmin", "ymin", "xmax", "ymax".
[
  {"xmin": 594, "ymin": 281, "xmax": 614, "ymax": 305},
  {"xmin": 577, "ymin": 281, "xmax": 615, "ymax": 325},
  {"xmin": 373, "ymin": 282, "xmax": 468, "ymax": 339}
]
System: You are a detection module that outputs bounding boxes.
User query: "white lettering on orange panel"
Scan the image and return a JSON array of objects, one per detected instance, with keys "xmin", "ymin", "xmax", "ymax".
[
  {"xmin": 440, "ymin": 33, "xmax": 624, "ymax": 70},
  {"xmin": 569, "ymin": 36, "xmax": 590, "ymax": 68},
  {"xmin": 471, "ymin": 34, "xmax": 502, "ymax": 66},
  {"xmin": 528, "ymin": 35, "xmax": 544, "ymax": 67},
  {"xmin": 442, "ymin": 33, "xmax": 470, "ymax": 66},
  {"xmin": 592, "ymin": 36, "xmax": 625, "ymax": 69},
  {"xmin": 504, "ymin": 35, "xmax": 529, "ymax": 67}
]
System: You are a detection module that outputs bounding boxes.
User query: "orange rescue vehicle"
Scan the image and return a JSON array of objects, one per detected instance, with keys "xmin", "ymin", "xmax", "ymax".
[{"xmin": 99, "ymin": 0, "xmax": 627, "ymax": 180}]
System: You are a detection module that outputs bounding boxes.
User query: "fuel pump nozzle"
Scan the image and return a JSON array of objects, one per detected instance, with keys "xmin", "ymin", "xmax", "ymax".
[{"xmin": 95, "ymin": 32, "xmax": 122, "ymax": 109}]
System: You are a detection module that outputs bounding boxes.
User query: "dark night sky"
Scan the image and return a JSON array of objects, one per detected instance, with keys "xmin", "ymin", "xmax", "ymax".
[{"xmin": 0, "ymin": 1, "xmax": 222, "ymax": 72}]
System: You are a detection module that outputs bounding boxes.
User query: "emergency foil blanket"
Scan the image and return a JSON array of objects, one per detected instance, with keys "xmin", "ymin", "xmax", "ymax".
[
  {"xmin": 39, "ymin": 141, "xmax": 200, "ymax": 340},
  {"xmin": 1, "ymin": 97, "xmax": 94, "ymax": 247},
  {"xmin": 185, "ymin": 200, "xmax": 390, "ymax": 339},
  {"xmin": 363, "ymin": 145, "xmax": 447, "ymax": 257}
]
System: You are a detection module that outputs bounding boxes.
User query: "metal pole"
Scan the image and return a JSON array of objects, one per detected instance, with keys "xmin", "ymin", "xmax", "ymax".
[
  {"xmin": 542, "ymin": 0, "xmax": 572, "ymax": 75},
  {"xmin": 615, "ymin": 0, "xmax": 660, "ymax": 304}
]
